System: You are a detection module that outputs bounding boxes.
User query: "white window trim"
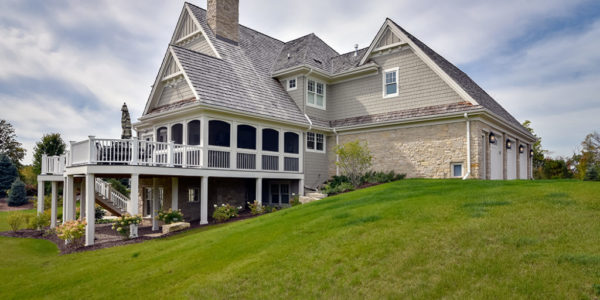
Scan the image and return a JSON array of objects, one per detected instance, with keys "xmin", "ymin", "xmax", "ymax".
[
  {"xmin": 286, "ymin": 77, "xmax": 297, "ymax": 91},
  {"xmin": 306, "ymin": 78, "xmax": 326, "ymax": 110},
  {"xmin": 451, "ymin": 162, "xmax": 464, "ymax": 178},
  {"xmin": 382, "ymin": 67, "xmax": 399, "ymax": 98},
  {"xmin": 306, "ymin": 132, "xmax": 326, "ymax": 153}
]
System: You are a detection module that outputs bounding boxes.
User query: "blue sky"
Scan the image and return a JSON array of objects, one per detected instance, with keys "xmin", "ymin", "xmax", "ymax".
[{"xmin": 0, "ymin": 0, "xmax": 598, "ymax": 164}]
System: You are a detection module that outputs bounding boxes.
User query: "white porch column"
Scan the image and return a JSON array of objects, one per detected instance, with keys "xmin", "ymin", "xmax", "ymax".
[
  {"xmin": 231, "ymin": 121, "xmax": 237, "ymax": 169},
  {"xmin": 80, "ymin": 179, "xmax": 86, "ymax": 220},
  {"xmin": 67, "ymin": 175, "xmax": 75, "ymax": 221},
  {"xmin": 299, "ymin": 178, "xmax": 304, "ymax": 196},
  {"xmin": 37, "ymin": 180, "xmax": 44, "ymax": 214},
  {"xmin": 152, "ymin": 178, "xmax": 159, "ymax": 231},
  {"xmin": 200, "ymin": 176, "xmax": 208, "ymax": 225},
  {"xmin": 84, "ymin": 173, "xmax": 95, "ymax": 246},
  {"xmin": 255, "ymin": 177, "xmax": 262, "ymax": 205},
  {"xmin": 129, "ymin": 173, "xmax": 140, "ymax": 238},
  {"xmin": 171, "ymin": 177, "xmax": 178, "ymax": 211},
  {"xmin": 201, "ymin": 117, "xmax": 209, "ymax": 167},
  {"xmin": 278, "ymin": 129, "xmax": 284, "ymax": 171},
  {"xmin": 51, "ymin": 181, "xmax": 58, "ymax": 228}
]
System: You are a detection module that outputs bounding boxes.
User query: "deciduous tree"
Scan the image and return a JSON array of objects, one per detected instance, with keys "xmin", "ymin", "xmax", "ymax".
[
  {"xmin": 334, "ymin": 140, "xmax": 373, "ymax": 187},
  {"xmin": 0, "ymin": 120, "xmax": 26, "ymax": 169}
]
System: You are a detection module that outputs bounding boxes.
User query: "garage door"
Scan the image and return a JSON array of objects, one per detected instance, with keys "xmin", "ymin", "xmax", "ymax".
[
  {"xmin": 506, "ymin": 140, "xmax": 517, "ymax": 180},
  {"xmin": 490, "ymin": 135, "xmax": 503, "ymax": 180},
  {"xmin": 519, "ymin": 146, "xmax": 528, "ymax": 179}
]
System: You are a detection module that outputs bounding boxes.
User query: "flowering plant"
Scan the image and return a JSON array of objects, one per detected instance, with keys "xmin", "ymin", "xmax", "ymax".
[
  {"xmin": 157, "ymin": 208, "xmax": 184, "ymax": 224},
  {"xmin": 212, "ymin": 203, "xmax": 241, "ymax": 223},
  {"xmin": 112, "ymin": 214, "xmax": 143, "ymax": 238},
  {"xmin": 56, "ymin": 219, "xmax": 87, "ymax": 247},
  {"xmin": 247, "ymin": 200, "xmax": 264, "ymax": 215}
]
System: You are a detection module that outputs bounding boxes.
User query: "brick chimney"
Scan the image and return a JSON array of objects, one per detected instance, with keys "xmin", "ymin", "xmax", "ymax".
[{"xmin": 207, "ymin": 0, "xmax": 239, "ymax": 43}]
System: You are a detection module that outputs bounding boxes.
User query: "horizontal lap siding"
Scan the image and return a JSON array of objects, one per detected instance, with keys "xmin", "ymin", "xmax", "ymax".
[
  {"xmin": 304, "ymin": 137, "xmax": 329, "ymax": 189},
  {"xmin": 185, "ymin": 36, "xmax": 216, "ymax": 57},
  {"xmin": 157, "ymin": 80, "xmax": 195, "ymax": 106},
  {"xmin": 328, "ymin": 48, "xmax": 463, "ymax": 121}
]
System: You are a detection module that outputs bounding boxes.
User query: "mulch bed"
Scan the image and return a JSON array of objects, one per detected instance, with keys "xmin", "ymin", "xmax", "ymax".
[
  {"xmin": 0, "ymin": 211, "xmax": 256, "ymax": 254},
  {"xmin": 0, "ymin": 197, "xmax": 35, "ymax": 211}
]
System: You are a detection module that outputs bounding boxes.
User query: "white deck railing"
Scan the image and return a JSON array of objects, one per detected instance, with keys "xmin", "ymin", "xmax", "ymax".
[
  {"xmin": 41, "ymin": 154, "xmax": 68, "ymax": 175},
  {"xmin": 64, "ymin": 136, "xmax": 301, "ymax": 173},
  {"xmin": 95, "ymin": 178, "xmax": 129, "ymax": 212}
]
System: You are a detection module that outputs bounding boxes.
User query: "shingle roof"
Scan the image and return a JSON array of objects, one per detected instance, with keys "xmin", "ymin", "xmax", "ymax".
[
  {"xmin": 181, "ymin": 4, "xmax": 308, "ymax": 125},
  {"xmin": 387, "ymin": 19, "xmax": 528, "ymax": 132},
  {"xmin": 272, "ymin": 33, "xmax": 340, "ymax": 75}
]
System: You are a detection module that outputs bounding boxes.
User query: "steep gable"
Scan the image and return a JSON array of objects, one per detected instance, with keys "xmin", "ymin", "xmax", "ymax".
[{"xmin": 375, "ymin": 27, "xmax": 402, "ymax": 49}]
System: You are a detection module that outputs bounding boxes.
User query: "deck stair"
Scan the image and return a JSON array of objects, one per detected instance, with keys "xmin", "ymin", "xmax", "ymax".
[{"xmin": 94, "ymin": 178, "xmax": 129, "ymax": 216}]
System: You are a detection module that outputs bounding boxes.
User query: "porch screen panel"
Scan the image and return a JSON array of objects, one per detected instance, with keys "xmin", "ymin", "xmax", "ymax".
[
  {"xmin": 187, "ymin": 120, "xmax": 200, "ymax": 145},
  {"xmin": 262, "ymin": 129, "xmax": 279, "ymax": 152},
  {"xmin": 209, "ymin": 120, "xmax": 230, "ymax": 147},
  {"xmin": 171, "ymin": 123, "xmax": 183, "ymax": 144},
  {"xmin": 156, "ymin": 127, "xmax": 168, "ymax": 143},
  {"xmin": 237, "ymin": 125, "xmax": 256, "ymax": 149},
  {"xmin": 284, "ymin": 132, "xmax": 299, "ymax": 154}
]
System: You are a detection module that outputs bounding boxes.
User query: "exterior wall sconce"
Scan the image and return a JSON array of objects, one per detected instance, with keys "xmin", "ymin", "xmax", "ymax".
[
  {"xmin": 489, "ymin": 132, "xmax": 497, "ymax": 144},
  {"xmin": 530, "ymin": 149, "xmax": 534, "ymax": 157},
  {"xmin": 506, "ymin": 139, "xmax": 512, "ymax": 149},
  {"xmin": 519, "ymin": 145, "xmax": 525, "ymax": 153}
]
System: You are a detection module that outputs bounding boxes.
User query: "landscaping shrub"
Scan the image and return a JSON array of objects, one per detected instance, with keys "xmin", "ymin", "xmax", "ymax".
[
  {"xmin": 7, "ymin": 212, "xmax": 25, "ymax": 231},
  {"xmin": 29, "ymin": 211, "xmax": 51, "ymax": 230},
  {"xmin": 7, "ymin": 178, "xmax": 27, "ymax": 206},
  {"xmin": 0, "ymin": 154, "xmax": 18, "ymax": 197},
  {"xmin": 290, "ymin": 195, "xmax": 301, "ymax": 206},
  {"xmin": 112, "ymin": 214, "xmax": 142, "ymax": 239},
  {"xmin": 56, "ymin": 220, "xmax": 86, "ymax": 247},
  {"xmin": 322, "ymin": 182, "xmax": 355, "ymax": 195},
  {"xmin": 263, "ymin": 205, "xmax": 278, "ymax": 213},
  {"xmin": 584, "ymin": 166, "xmax": 599, "ymax": 181},
  {"xmin": 361, "ymin": 171, "xmax": 405, "ymax": 184},
  {"xmin": 247, "ymin": 200, "xmax": 264, "ymax": 215},
  {"xmin": 212, "ymin": 203, "xmax": 241, "ymax": 222},
  {"xmin": 95, "ymin": 206, "xmax": 105, "ymax": 220},
  {"xmin": 334, "ymin": 140, "xmax": 373, "ymax": 187},
  {"xmin": 157, "ymin": 208, "xmax": 184, "ymax": 224}
]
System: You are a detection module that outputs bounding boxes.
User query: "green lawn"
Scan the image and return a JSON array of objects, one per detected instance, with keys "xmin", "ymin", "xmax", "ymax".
[{"xmin": 1, "ymin": 179, "xmax": 599, "ymax": 299}]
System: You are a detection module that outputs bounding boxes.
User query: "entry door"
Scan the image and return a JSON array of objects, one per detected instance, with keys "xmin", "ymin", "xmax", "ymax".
[{"xmin": 269, "ymin": 183, "xmax": 290, "ymax": 205}]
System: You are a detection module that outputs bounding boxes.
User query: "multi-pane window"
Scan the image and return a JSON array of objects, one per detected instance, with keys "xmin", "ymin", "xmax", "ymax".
[
  {"xmin": 307, "ymin": 79, "xmax": 325, "ymax": 109},
  {"xmin": 287, "ymin": 78, "xmax": 297, "ymax": 91},
  {"xmin": 383, "ymin": 68, "xmax": 399, "ymax": 97},
  {"xmin": 306, "ymin": 132, "xmax": 325, "ymax": 152}
]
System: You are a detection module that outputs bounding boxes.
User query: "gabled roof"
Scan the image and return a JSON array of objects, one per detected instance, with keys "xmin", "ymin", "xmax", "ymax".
[{"xmin": 272, "ymin": 33, "xmax": 339, "ymax": 75}]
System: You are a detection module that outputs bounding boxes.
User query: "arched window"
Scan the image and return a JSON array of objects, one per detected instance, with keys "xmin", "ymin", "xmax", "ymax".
[
  {"xmin": 237, "ymin": 125, "xmax": 256, "ymax": 149},
  {"xmin": 171, "ymin": 123, "xmax": 183, "ymax": 144},
  {"xmin": 208, "ymin": 120, "xmax": 230, "ymax": 147},
  {"xmin": 187, "ymin": 120, "xmax": 200, "ymax": 145},
  {"xmin": 156, "ymin": 127, "xmax": 167, "ymax": 143},
  {"xmin": 284, "ymin": 132, "xmax": 299, "ymax": 154},
  {"xmin": 262, "ymin": 128, "xmax": 279, "ymax": 152}
]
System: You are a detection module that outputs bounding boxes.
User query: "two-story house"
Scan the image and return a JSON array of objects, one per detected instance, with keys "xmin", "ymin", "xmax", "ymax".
[{"xmin": 37, "ymin": 0, "xmax": 535, "ymax": 246}]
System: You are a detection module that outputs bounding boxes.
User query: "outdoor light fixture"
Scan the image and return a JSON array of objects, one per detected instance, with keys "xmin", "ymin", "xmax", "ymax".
[
  {"xmin": 530, "ymin": 149, "xmax": 534, "ymax": 157},
  {"xmin": 489, "ymin": 132, "xmax": 497, "ymax": 144},
  {"xmin": 519, "ymin": 145, "xmax": 525, "ymax": 153},
  {"xmin": 506, "ymin": 139, "xmax": 512, "ymax": 149}
]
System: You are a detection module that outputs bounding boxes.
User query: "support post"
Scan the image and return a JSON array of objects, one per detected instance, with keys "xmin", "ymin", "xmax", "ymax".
[
  {"xmin": 51, "ymin": 181, "xmax": 57, "ymax": 228},
  {"xmin": 80, "ymin": 179, "xmax": 86, "ymax": 220},
  {"xmin": 200, "ymin": 176, "xmax": 208, "ymax": 225},
  {"xmin": 85, "ymin": 174, "xmax": 95, "ymax": 246},
  {"xmin": 171, "ymin": 177, "xmax": 178, "ymax": 211},
  {"xmin": 152, "ymin": 178, "xmax": 159, "ymax": 231},
  {"xmin": 299, "ymin": 178, "xmax": 304, "ymax": 196},
  {"xmin": 67, "ymin": 175, "xmax": 75, "ymax": 220},
  {"xmin": 37, "ymin": 180, "xmax": 44, "ymax": 214},
  {"xmin": 131, "ymin": 137, "xmax": 139, "ymax": 165},
  {"xmin": 88, "ymin": 136, "xmax": 96, "ymax": 164},
  {"xmin": 255, "ymin": 177, "xmax": 262, "ymax": 205},
  {"xmin": 129, "ymin": 174, "xmax": 140, "ymax": 238}
]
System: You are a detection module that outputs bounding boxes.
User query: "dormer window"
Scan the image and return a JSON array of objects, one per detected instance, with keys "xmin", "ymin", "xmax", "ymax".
[
  {"xmin": 287, "ymin": 77, "xmax": 297, "ymax": 91},
  {"xmin": 383, "ymin": 67, "xmax": 399, "ymax": 98},
  {"xmin": 307, "ymin": 79, "xmax": 325, "ymax": 109}
]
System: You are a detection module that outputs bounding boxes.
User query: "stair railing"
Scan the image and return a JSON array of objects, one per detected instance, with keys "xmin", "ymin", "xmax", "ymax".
[{"xmin": 94, "ymin": 178, "xmax": 129, "ymax": 212}]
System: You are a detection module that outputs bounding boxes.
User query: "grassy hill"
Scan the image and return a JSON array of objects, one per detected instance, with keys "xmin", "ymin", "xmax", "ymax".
[{"xmin": 1, "ymin": 179, "xmax": 599, "ymax": 299}]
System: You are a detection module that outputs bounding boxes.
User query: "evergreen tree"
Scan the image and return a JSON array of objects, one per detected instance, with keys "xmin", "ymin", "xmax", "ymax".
[
  {"xmin": 32, "ymin": 133, "xmax": 66, "ymax": 175},
  {"xmin": 0, "ymin": 154, "xmax": 18, "ymax": 197},
  {"xmin": 8, "ymin": 178, "xmax": 27, "ymax": 206},
  {"xmin": 0, "ymin": 120, "xmax": 26, "ymax": 169}
]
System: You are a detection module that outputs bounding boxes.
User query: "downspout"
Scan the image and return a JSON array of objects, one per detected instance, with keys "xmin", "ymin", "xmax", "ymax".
[
  {"xmin": 333, "ymin": 127, "xmax": 339, "ymax": 176},
  {"xmin": 462, "ymin": 112, "xmax": 471, "ymax": 180}
]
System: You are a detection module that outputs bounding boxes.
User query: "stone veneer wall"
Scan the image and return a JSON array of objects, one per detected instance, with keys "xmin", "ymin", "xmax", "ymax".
[{"xmin": 328, "ymin": 120, "xmax": 482, "ymax": 179}]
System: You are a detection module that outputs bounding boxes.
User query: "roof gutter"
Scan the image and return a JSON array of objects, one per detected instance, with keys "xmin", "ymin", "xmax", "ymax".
[{"xmin": 462, "ymin": 112, "xmax": 471, "ymax": 180}]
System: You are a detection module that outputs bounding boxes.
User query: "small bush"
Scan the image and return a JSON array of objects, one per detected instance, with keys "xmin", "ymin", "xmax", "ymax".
[
  {"xmin": 29, "ymin": 211, "xmax": 51, "ymax": 230},
  {"xmin": 361, "ymin": 171, "xmax": 405, "ymax": 184},
  {"xmin": 322, "ymin": 182, "xmax": 355, "ymax": 195},
  {"xmin": 157, "ymin": 208, "xmax": 184, "ymax": 224},
  {"xmin": 95, "ymin": 206, "xmax": 105, "ymax": 220},
  {"xmin": 264, "ymin": 205, "xmax": 279, "ymax": 213},
  {"xmin": 112, "ymin": 214, "xmax": 142, "ymax": 239},
  {"xmin": 584, "ymin": 166, "xmax": 599, "ymax": 181},
  {"xmin": 56, "ymin": 220, "xmax": 86, "ymax": 247},
  {"xmin": 247, "ymin": 200, "xmax": 264, "ymax": 215},
  {"xmin": 7, "ymin": 212, "xmax": 25, "ymax": 231},
  {"xmin": 212, "ymin": 203, "xmax": 241, "ymax": 222},
  {"xmin": 290, "ymin": 195, "xmax": 301, "ymax": 206},
  {"xmin": 7, "ymin": 178, "xmax": 27, "ymax": 206}
]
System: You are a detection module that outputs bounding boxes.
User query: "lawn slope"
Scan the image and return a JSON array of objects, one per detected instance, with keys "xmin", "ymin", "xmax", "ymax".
[{"xmin": 1, "ymin": 179, "xmax": 599, "ymax": 299}]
